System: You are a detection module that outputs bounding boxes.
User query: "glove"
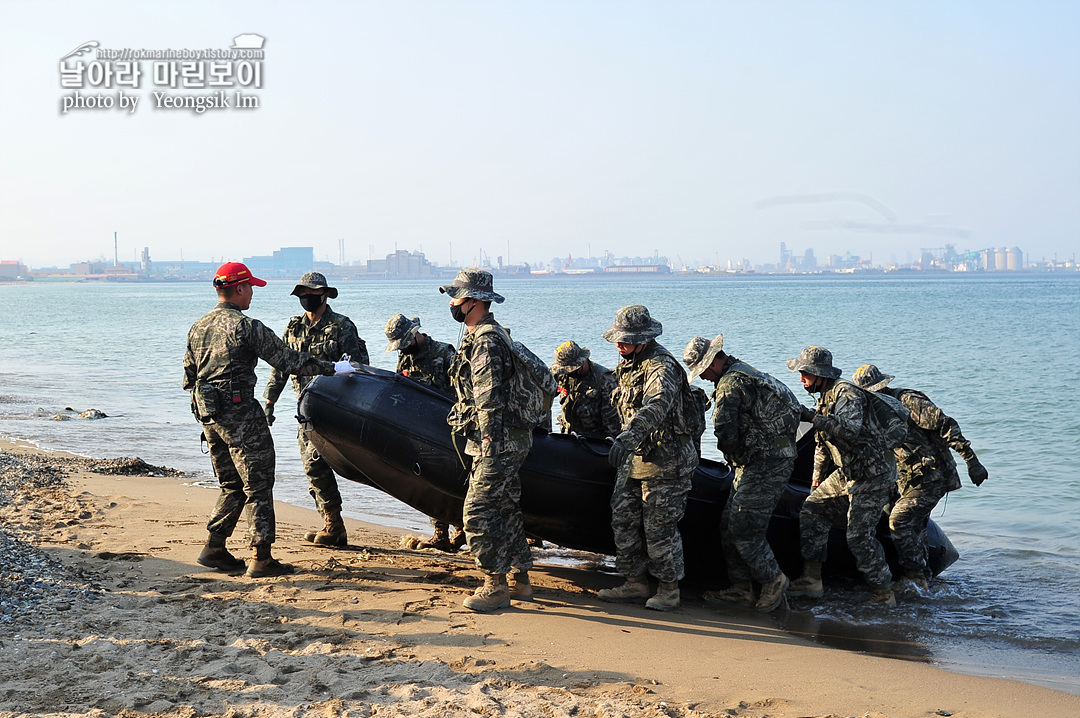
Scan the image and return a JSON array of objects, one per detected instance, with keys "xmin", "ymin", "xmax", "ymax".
[
  {"xmin": 799, "ymin": 405, "xmax": 816, "ymax": 423},
  {"xmin": 333, "ymin": 360, "xmax": 356, "ymax": 375},
  {"xmin": 608, "ymin": 439, "xmax": 629, "ymax": 468},
  {"xmin": 967, "ymin": 457, "xmax": 988, "ymax": 487},
  {"xmin": 263, "ymin": 401, "xmax": 275, "ymax": 426}
]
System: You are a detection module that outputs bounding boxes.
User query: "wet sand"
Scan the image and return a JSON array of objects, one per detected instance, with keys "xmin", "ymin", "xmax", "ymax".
[{"xmin": 1, "ymin": 439, "xmax": 1077, "ymax": 718}]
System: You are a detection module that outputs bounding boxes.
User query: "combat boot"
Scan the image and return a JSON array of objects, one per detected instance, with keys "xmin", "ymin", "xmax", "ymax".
[
  {"xmin": 787, "ymin": 561, "xmax": 824, "ymax": 598},
  {"xmin": 597, "ymin": 575, "xmax": 650, "ymax": 603},
  {"xmin": 755, "ymin": 573, "xmax": 790, "ymax": 613},
  {"xmin": 450, "ymin": 527, "xmax": 468, "ymax": 551},
  {"xmin": 246, "ymin": 545, "xmax": 295, "ymax": 578},
  {"xmin": 645, "ymin": 581, "xmax": 680, "ymax": 611},
  {"xmin": 507, "ymin": 571, "xmax": 533, "ymax": 600},
  {"xmin": 702, "ymin": 582, "xmax": 754, "ymax": 608},
  {"xmin": 901, "ymin": 568, "xmax": 930, "ymax": 591},
  {"xmin": 196, "ymin": 533, "xmax": 245, "ymax": 572},
  {"xmin": 867, "ymin": 583, "xmax": 897, "ymax": 607},
  {"xmin": 304, "ymin": 510, "xmax": 348, "ymax": 547},
  {"xmin": 463, "ymin": 573, "xmax": 511, "ymax": 612},
  {"xmin": 416, "ymin": 525, "xmax": 454, "ymax": 552}
]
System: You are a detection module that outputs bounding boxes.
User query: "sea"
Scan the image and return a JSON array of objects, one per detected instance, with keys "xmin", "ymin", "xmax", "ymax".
[{"xmin": 1, "ymin": 274, "xmax": 1077, "ymax": 693}]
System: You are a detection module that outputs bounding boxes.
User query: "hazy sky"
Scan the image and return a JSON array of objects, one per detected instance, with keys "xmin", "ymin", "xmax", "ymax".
[{"xmin": 1, "ymin": 0, "xmax": 1077, "ymax": 268}]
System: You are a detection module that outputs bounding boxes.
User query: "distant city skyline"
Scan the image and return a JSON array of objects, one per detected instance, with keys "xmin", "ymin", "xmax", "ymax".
[{"xmin": 2, "ymin": 2, "xmax": 1077, "ymax": 268}]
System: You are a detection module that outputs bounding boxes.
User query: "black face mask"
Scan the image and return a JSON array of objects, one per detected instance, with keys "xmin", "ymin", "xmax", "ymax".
[
  {"xmin": 299, "ymin": 294, "xmax": 325, "ymax": 312},
  {"xmin": 450, "ymin": 301, "xmax": 471, "ymax": 323},
  {"xmin": 803, "ymin": 376, "xmax": 822, "ymax": 394}
]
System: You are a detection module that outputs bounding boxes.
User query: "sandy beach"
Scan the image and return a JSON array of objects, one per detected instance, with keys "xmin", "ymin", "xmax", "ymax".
[{"xmin": 1, "ymin": 439, "xmax": 1077, "ymax": 718}]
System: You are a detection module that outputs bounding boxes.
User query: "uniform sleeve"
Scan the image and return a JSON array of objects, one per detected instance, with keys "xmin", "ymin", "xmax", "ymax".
[
  {"xmin": 339, "ymin": 318, "xmax": 368, "ymax": 365},
  {"xmin": 600, "ymin": 371, "xmax": 621, "ymax": 439},
  {"xmin": 243, "ymin": 318, "xmax": 335, "ymax": 377},
  {"xmin": 812, "ymin": 439, "xmax": 832, "ymax": 485},
  {"xmin": 711, "ymin": 376, "xmax": 747, "ymax": 457},
  {"xmin": 263, "ymin": 321, "xmax": 292, "ymax": 403},
  {"xmin": 620, "ymin": 357, "xmax": 681, "ymax": 452},
  {"xmin": 904, "ymin": 392, "xmax": 974, "ymax": 460},
  {"xmin": 812, "ymin": 384, "xmax": 864, "ymax": 445},
  {"xmin": 472, "ymin": 334, "xmax": 509, "ymax": 460},
  {"xmin": 182, "ymin": 334, "xmax": 197, "ymax": 391}
]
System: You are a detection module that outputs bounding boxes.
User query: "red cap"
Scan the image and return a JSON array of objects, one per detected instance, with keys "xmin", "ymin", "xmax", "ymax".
[{"xmin": 213, "ymin": 262, "xmax": 266, "ymax": 288}]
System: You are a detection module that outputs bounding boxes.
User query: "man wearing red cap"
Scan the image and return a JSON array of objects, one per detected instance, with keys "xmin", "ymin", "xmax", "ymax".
[{"xmin": 184, "ymin": 262, "xmax": 356, "ymax": 578}]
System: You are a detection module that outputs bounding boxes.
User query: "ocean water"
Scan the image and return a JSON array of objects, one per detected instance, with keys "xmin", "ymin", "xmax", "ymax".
[{"xmin": 1, "ymin": 275, "xmax": 1078, "ymax": 692}]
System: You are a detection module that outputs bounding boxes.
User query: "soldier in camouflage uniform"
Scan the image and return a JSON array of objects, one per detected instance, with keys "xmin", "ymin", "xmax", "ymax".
[
  {"xmin": 184, "ymin": 263, "xmax": 354, "ymax": 578},
  {"xmin": 599, "ymin": 305, "xmax": 701, "ymax": 611},
  {"xmin": 786, "ymin": 346, "xmax": 897, "ymax": 606},
  {"xmin": 853, "ymin": 364, "xmax": 988, "ymax": 589},
  {"xmin": 442, "ymin": 269, "xmax": 533, "ymax": 612},
  {"xmin": 264, "ymin": 272, "xmax": 367, "ymax": 548},
  {"xmin": 384, "ymin": 313, "xmax": 464, "ymax": 552},
  {"xmin": 551, "ymin": 340, "xmax": 620, "ymax": 440},
  {"xmin": 683, "ymin": 334, "xmax": 801, "ymax": 612}
]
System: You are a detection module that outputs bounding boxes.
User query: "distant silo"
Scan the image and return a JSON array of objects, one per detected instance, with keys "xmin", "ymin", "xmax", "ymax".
[
  {"xmin": 981, "ymin": 249, "xmax": 993, "ymax": 270},
  {"xmin": 995, "ymin": 247, "xmax": 1008, "ymax": 271},
  {"xmin": 1007, "ymin": 247, "xmax": 1023, "ymax": 271}
]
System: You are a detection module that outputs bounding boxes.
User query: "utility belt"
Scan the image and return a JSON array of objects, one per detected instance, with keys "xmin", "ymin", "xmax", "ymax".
[{"xmin": 191, "ymin": 380, "xmax": 254, "ymax": 423}]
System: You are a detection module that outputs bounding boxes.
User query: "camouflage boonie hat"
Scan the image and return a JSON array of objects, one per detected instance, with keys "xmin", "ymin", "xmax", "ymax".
[
  {"xmin": 786, "ymin": 346, "xmax": 842, "ymax": 379},
  {"xmin": 601, "ymin": 305, "xmax": 663, "ymax": 344},
  {"xmin": 438, "ymin": 268, "xmax": 505, "ymax": 303},
  {"xmin": 290, "ymin": 271, "xmax": 338, "ymax": 299},
  {"xmin": 551, "ymin": 340, "xmax": 591, "ymax": 375},
  {"xmin": 384, "ymin": 313, "xmax": 421, "ymax": 352},
  {"xmin": 683, "ymin": 334, "xmax": 724, "ymax": 382},
  {"xmin": 852, "ymin": 363, "xmax": 894, "ymax": 392}
]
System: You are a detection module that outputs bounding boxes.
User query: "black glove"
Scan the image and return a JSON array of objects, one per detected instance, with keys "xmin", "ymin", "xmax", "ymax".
[
  {"xmin": 967, "ymin": 457, "xmax": 988, "ymax": 487},
  {"xmin": 608, "ymin": 439, "xmax": 629, "ymax": 468},
  {"xmin": 263, "ymin": 401, "xmax": 275, "ymax": 426},
  {"xmin": 799, "ymin": 405, "xmax": 816, "ymax": 423}
]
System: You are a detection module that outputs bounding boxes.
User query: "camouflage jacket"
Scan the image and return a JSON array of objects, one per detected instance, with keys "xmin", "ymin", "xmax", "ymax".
[
  {"xmin": 448, "ymin": 314, "xmax": 522, "ymax": 459},
  {"xmin": 812, "ymin": 379, "xmax": 895, "ymax": 484},
  {"xmin": 882, "ymin": 386, "xmax": 973, "ymax": 489},
  {"xmin": 711, "ymin": 357, "xmax": 800, "ymax": 467},
  {"xmin": 185, "ymin": 301, "xmax": 334, "ymax": 406},
  {"xmin": 612, "ymin": 341, "xmax": 698, "ymax": 472},
  {"xmin": 264, "ymin": 305, "xmax": 367, "ymax": 403},
  {"xmin": 396, "ymin": 335, "xmax": 455, "ymax": 392},
  {"xmin": 555, "ymin": 361, "xmax": 620, "ymax": 439}
]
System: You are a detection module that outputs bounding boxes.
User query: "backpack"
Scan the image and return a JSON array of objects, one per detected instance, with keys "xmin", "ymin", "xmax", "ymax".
[
  {"xmin": 857, "ymin": 385, "xmax": 910, "ymax": 450},
  {"xmin": 473, "ymin": 324, "xmax": 558, "ymax": 429}
]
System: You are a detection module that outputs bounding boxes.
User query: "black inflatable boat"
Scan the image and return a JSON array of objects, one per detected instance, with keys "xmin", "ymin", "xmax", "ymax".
[{"xmin": 298, "ymin": 367, "xmax": 959, "ymax": 582}]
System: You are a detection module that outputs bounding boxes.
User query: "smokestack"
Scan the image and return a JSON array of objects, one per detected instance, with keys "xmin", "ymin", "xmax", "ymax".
[{"xmin": 114, "ymin": 232, "xmax": 118, "ymax": 267}]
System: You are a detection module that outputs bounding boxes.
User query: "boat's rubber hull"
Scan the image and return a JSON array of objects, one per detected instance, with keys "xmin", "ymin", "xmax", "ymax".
[{"xmin": 299, "ymin": 368, "xmax": 959, "ymax": 581}]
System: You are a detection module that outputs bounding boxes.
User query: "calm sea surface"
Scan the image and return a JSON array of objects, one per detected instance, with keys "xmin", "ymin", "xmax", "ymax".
[{"xmin": 1, "ymin": 275, "xmax": 1077, "ymax": 692}]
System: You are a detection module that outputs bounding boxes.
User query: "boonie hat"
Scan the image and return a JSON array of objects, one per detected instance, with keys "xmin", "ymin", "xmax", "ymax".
[
  {"xmin": 438, "ymin": 268, "xmax": 505, "ymax": 303},
  {"xmin": 290, "ymin": 271, "xmax": 338, "ymax": 299},
  {"xmin": 683, "ymin": 334, "xmax": 725, "ymax": 382},
  {"xmin": 384, "ymin": 313, "xmax": 421, "ymax": 352},
  {"xmin": 602, "ymin": 305, "xmax": 663, "ymax": 344},
  {"xmin": 852, "ymin": 364, "xmax": 894, "ymax": 392},
  {"xmin": 551, "ymin": 340, "xmax": 591, "ymax": 375},
  {"xmin": 214, "ymin": 262, "xmax": 266, "ymax": 288},
  {"xmin": 786, "ymin": 346, "xmax": 842, "ymax": 379}
]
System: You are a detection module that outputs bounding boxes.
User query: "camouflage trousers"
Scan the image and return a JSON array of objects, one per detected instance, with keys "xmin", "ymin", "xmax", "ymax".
[
  {"xmin": 799, "ymin": 468, "xmax": 895, "ymax": 588},
  {"xmin": 721, "ymin": 454, "xmax": 795, "ymax": 585},
  {"xmin": 203, "ymin": 398, "xmax": 277, "ymax": 546},
  {"xmin": 610, "ymin": 466, "xmax": 693, "ymax": 583},
  {"xmin": 462, "ymin": 439, "xmax": 533, "ymax": 576},
  {"xmin": 298, "ymin": 427, "xmax": 342, "ymax": 514},
  {"xmin": 890, "ymin": 468, "xmax": 953, "ymax": 579}
]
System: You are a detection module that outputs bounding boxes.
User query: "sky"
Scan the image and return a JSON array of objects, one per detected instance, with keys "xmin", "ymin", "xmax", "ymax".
[{"xmin": 1, "ymin": 0, "xmax": 1078, "ymax": 268}]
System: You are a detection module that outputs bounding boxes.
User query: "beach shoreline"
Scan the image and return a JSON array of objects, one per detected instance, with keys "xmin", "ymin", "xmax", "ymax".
[{"xmin": 1, "ymin": 438, "xmax": 1078, "ymax": 718}]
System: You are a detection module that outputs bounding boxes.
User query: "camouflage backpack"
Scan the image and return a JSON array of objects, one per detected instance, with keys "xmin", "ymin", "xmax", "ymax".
[
  {"xmin": 727, "ymin": 363, "xmax": 802, "ymax": 440},
  {"xmin": 473, "ymin": 324, "xmax": 558, "ymax": 429},
  {"xmin": 854, "ymin": 384, "xmax": 911, "ymax": 450}
]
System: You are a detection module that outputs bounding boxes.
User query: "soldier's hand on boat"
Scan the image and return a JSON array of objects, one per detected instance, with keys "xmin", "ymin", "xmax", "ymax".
[
  {"xmin": 799, "ymin": 405, "xmax": 816, "ymax": 423},
  {"xmin": 263, "ymin": 401, "xmax": 275, "ymax": 426},
  {"xmin": 967, "ymin": 457, "xmax": 988, "ymax": 486},
  {"xmin": 334, "ymin": 360, "xmax": 356, "ymax": 375},
  {"xmin": 608, "ymin": 438, "xmax": 629, "ymax": 468}
]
